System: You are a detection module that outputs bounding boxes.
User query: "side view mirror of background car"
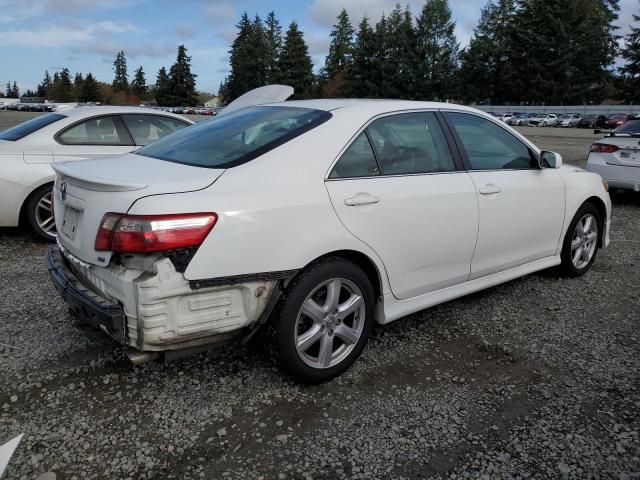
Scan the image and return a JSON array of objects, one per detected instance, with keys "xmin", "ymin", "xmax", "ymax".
[{"xmin": 540, "ymin": 151, "xmax": 562, "ymax": 169}]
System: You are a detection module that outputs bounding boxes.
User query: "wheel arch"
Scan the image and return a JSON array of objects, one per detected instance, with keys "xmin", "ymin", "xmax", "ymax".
[
  {"xmin": 19, "ymin": 180, "xmax": 55, "ymax": 227},
  {"xmin": 583, "ymin": 195, "xmax": 607, "ymax": 247}
]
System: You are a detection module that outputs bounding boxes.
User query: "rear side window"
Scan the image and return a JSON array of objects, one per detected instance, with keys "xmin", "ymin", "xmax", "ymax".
[
  {"xmin": 0, "ymin": 113, "xmax": 66, "ymax": 141},
  {"xmin": 58, "ymin": 116, "xmax": 128, "ymax": 145},
  {"xmin": 122, "ymin": 114, "xmax": 189, "ymax": 146},
  {"xmin": 367, "ymin": 112, "xmax": 455, "ymax": 175},
  {"xmin": 329, "ymin": 132, "xmax": 380, "ymax": 178},
  {"xmin": 136, "ymin": 106, "xmax": 331, "ymax": 168},
  {"xmin": 446, "ymin": 112, "xmax": 537, "ymax": 170}
]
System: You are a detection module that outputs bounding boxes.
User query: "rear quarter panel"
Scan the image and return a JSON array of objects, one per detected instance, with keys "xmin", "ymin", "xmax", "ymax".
[{"xmin": 127, "ymin": 114, "xmax": 393, "ymax": 295}]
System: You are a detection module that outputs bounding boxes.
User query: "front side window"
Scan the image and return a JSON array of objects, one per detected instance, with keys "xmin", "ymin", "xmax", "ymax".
[
  {"xmin": 329, "ymin": 132, "xmax": 379, "ymax": 178},
  {"xmin": 122, "ymin": 115, "xmax": 189, "ymax": 146},
  {"xmin": 446, "ymin": 112, "xmax": 537, "ymax": 170},
  {"xmin": 366, "ymin": 112, "xmax": 455, "ymax": 175},
  {"xmin": 136, "ymin": 106, "xmax": 331, "ymax": 168},
  {"xmin": 0, "ymin": 113, "xmax": 66, "ymax": 141},
  {"xmin": 58, "ymin": 116, "xmax": 127, "ymax": 145}
]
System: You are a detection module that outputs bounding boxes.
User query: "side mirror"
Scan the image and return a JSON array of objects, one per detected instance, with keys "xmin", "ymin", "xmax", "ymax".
[{"xmin": 540, "ymin": 151, "xmax": 562, "ymax": 169}]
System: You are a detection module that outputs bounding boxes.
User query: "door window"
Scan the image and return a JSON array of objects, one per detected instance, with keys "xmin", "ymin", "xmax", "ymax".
[
  {"xmin": 58, "ymin": 116, "xmax": 127, "ymax": 145},
  {"xmin": 446, "ymin": 112, "xmax": 537, "ymax": 170},
  {"xmin": 329, "ymin": 132, "xmax": 380, "ymax": 178},
  {"xmin": 122, "ymin": 115, "xmax": 189, "ymax": 146},
  {"xmin": 367, "ymin": 112, "xmax": 455, "ymax": 175}
]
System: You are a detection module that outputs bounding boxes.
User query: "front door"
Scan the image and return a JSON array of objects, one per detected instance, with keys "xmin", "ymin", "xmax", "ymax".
[
  {"xmin": 444, "ymin": 111, "xmax": 565, "ymax": 279},
  {"xmin": 325, "ymin": 111, "xmax": 479, "ymax": 300}
]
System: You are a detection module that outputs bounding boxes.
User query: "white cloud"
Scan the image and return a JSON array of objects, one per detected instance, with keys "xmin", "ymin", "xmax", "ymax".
[
  {"xmin": 176, "ymin": 23, "xmax": 197, "ymax": 38},
  {"xmin": 203, "ymin": 1, "xmax": 236, "ymax": 26},
  {"xmin": 0, "ymin": 0, "xmax": 136, "ymax": 23},
  {"xmin": 72, "ymin": 42, "xmax": 176, "ymax": 59},
  {"xmin": 0, "ymin": 21, "xmax": 136, "ymax": 48}
]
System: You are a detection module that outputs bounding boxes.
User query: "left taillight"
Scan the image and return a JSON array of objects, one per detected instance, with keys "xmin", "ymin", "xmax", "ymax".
[{"xmin": 95, "ymin": 212, "xmax": 217, "ymax": 253}]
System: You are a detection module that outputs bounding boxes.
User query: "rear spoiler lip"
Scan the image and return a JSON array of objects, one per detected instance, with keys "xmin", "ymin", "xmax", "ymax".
[{"xmin": 52, "ymin": 162, "xmax": 148, "ymax": 192}]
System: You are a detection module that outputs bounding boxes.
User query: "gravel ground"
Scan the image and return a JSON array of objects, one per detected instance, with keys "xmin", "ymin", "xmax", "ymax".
[{"xmin": 1, "ymin": 117, "xmax": 639, "ymax": 479}]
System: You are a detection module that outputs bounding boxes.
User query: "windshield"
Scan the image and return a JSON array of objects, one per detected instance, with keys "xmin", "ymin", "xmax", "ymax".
[
  {"xmin": 615, "ymin": 119, "xmax": 640, "ymax": 134},
  {"xmin": 136, "ymin": 106, "xmax": 331, "ymax": 168},
  {"xmin": 0, "ymin": 113, "xmax": 66, "ymax": 141}
]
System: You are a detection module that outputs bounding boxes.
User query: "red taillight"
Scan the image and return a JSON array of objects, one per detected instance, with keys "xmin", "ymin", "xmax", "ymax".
[
  {"xmin": 590, "ymin": 143, "xmax": 619, "ymax": 154},
  {"xmin": 95, "ymin": 213, "xmax": 217, "ymax": 253}
]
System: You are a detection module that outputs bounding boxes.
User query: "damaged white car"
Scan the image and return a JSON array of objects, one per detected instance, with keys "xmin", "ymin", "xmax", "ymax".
[{"xmin": 47, "ymin": 99, "xmax": 611, "ymax": 382}]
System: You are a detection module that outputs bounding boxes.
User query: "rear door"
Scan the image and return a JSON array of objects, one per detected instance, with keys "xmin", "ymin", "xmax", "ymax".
[
  {"xmin": 325, "ymin": 111, "xmax": 479, "ymax": 300},
  {"xmin": 443, "ymin": 111, "xmax": 565, "ymax": 279}
]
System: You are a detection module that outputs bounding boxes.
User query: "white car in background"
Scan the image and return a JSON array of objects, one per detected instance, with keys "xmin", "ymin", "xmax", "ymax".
[
  {"xmin": 0, "ymin": 106, "xmax": 192, "ymax": 240},
  {"xmin": 587, "ymin": 116, "xmax": 640, "ymax": 192},
  {"xmin": 46, "ymin": 100, "xmax": 611, "ymax": 382}
]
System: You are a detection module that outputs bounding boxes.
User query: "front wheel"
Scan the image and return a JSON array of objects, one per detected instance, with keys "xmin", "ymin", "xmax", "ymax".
[
  {"xmin": 273, "ymin": 258, "xmax": 375, "ymax": 383},
  {"xmin": 26, "ymin": 185, "xmax": 56, "ymax": 242},
  {"xmin": 560, "ymin": 203, "xmax": 601, "ymax": 276}
]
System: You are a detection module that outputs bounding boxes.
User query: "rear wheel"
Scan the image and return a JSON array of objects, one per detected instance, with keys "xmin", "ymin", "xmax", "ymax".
[
  {"xmin": 560, "ymin": 203, "xmax": 601, "ymax": 276},
  {"xmin": 273, "ymin": 258, "xmax": 375, "ymax": 383},
  {"xmin": 26, "ymin": 185, "xmax": 56, "ymax": 242}
]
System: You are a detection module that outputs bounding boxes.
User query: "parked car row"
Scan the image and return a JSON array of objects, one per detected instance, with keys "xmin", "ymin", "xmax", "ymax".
[
  {"xmin": 159, "ymin": 106, "xmax": 222, "ymax": 116},
  {"xmin": 486, "ymin": 111, "xmax": 636, "ymax": 129},
  {"xmin": 2, "ymin": 103, "xmax": 57, "ymax": 112}
]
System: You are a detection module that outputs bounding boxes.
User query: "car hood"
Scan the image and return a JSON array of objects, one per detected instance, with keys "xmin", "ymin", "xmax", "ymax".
[{"xmin": 52, "ymin": 152, "xmax": 225, "ymax": 266}]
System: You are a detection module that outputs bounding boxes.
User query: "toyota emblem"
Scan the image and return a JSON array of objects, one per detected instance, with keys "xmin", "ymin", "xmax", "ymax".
[{"xmin": 60, "ymin": 181, "xmax": 67, "ymax": 202}]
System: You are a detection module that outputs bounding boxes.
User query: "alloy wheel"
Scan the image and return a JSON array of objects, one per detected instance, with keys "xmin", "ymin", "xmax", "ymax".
[
  {"xmin": 35, "ymin": 191, "xmax": 56, "ymax": 238},
  {"xmin": 294, "ymin": 278, "xmax": 366, "ymax": 369},
  {"xmin": 571, "ymin": 213, "xmax": 598, "ymax": 269}
]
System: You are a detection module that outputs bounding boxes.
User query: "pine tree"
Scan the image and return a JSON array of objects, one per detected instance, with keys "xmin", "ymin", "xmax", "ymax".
[
  {"xmin": 5, "ymin": 82, "xmax": 11, "ymax": 98},
  {"xmin": 37, "ymin": 70, "xmax": 52, "ymax": 97},
  {"xmin": 276, "ymin": 22, "xmax": 314, "ymax": 99},
  {"xmin": 57, "ymin": 68, "xmax": 73, "ymax": 102},
  {"xmin": 265, "ymin": 11, "xmax": 283, "ymax": 83},
  {"xmin": 166, "ymin": 45, "xmax": 198, "ymax": 106},
  {"xmin": 322, "ymin": 9, "xmax": 355, "ymax": 96},
  {"xmin": 416, "ymin": 0, "xmax": 459, "ymax": 100},
  {"xmin": 458, "ymin": 0, "xmax": 519, "ymax": 104},
  {"xmin": 79, "ymin": 73, "xmax": 101, "ymax": 102},
  {"xmin": 381, "ymin": 4, "xmax": 418, "ymax": 99},
  {"xmin": 112, "ymin": 50, "xmax": 129, "ymax": 92},
  {"xmin": 131, "ymin": 66, "xmax": 148, "ymax": 97},
  {"xmin": 620, "ymin": 3, "xmax": 640, "ymax": 102},
  {"xmin": 348, "ymin": 16, "xmax": 378, "ymax": 97},
  {"xmin": 154, "ymin": 67, "xmax": 170, "ymax": 105},
  {"xmin": 73, "ymin": 72, "xmax": 84, "ymax": 101}
]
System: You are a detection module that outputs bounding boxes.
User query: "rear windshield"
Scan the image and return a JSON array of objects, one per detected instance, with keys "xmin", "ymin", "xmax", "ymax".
[
  {"xmin": 615, "ymin": 119, "xmax": 640, "ymax": 134},
  {"xmin": 136, "ymin": 106, "xmax": 332, "ymax": 168},
  {"xmin": 0, "ymin": 113, "xmax": 66, "ymax": 141}
]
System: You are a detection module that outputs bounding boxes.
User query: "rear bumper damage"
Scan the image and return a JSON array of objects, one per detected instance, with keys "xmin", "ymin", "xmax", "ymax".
[{"xmin": 46, "ymin": 244, "xmax": 280, "ymax": 357}]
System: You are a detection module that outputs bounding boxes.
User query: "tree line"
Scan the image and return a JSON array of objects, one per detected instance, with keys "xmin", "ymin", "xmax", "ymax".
[{"xmin": 220, "ymin": 0, "xmax": 640, "ymax": 105}]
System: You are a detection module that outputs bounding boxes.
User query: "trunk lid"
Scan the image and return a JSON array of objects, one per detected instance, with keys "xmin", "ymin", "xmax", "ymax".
[
  {"xmin": 52, "ymin": 153, "xmax": 224, "ymax": 266},
  {"xmin": 598, "ymin": 136, "xmax": 640, "ymax": 168}
]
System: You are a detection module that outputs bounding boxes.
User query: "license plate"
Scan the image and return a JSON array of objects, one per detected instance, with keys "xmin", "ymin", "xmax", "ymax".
[
  {"xmin": 620, "ymin": 151, "xmax": 639, "ymax": 162},
  {"xmin": 61, "ymin": 206, "xmax": 80, "ymax": 240}
]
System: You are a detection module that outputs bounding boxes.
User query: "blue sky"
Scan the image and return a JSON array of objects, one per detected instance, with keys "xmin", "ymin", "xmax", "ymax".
[{"xmin": 0, "ymin": 0, "xmax": 638, "ymax": 95}]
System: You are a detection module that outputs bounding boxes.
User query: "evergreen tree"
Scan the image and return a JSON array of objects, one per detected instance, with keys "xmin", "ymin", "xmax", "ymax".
[
  {"xmin": 458, "ymin": 0, "xmax": 519, "ymax": 104},
  {"xmin": 112, "ymin": 50, "xmax": 129, "ymax": 92},
  {"xmin": 276, "ymin": 22, "xmax": 314, "ymax": 99},
  {"xmin": 265, "ymin": 11, "xmax": 283, "ymax": 84},
  {"xmin": 79, "ymin": 73, "xmax": 101, "ymax": 102},
  {"xmin": 381, "ymin": 4, "xmax": 418, "ymax": 99},
  {"xmin": 166, "ymin": 45, "xmax": 198, "ymax": 106},
  {"xmin": 73, "ymin": 72, "xmax": 84, "ymax": 101},
  {"xmin": 37, "ymin": 70, "xmax": 52, "ymax": 97},
  {"xmin": 131, "ymin": 66, "xmax": 148, "ymax": 97},
  {"xmin": 322, "ymin": 9, "xmax": 355, "ymax": 96},
  {"xmin": 224, "ymin": 13, "xmax": 270, "ymax": 101},
  {"xmin": 416, "ymin": 0, "xmax": 459, "ymax": 100},
  {"xmin": 57, "ymin": 68, "xmax": 73, "ymax": 102},
  {"xmin": 154, "ymin": 67, "xmax": 170, "ymax": 105},
  {"xmin": 11, "ymin": 81, "xmax": 19, "ymax": 98},
  {"xmin": 348, "ymin": 16, "xmax": 378, "ymax": 97},
  {"xmin": 620, "ymin": 3, "xmax": 640, "ymax": 102}
]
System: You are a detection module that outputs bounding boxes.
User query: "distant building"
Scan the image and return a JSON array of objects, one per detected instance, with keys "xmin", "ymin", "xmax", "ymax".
[
  {"xmin": 204, "ymin": 97, "xmax": 220, "ymax": 108},
  {"xmin": 0, "ymin": 97, "xmax": 20, "ymax": 106}
]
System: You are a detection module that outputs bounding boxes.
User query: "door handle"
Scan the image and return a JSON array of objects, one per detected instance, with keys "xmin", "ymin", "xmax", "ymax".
[
  {"xmin": 344, "ymin": 193, "xmax": 381, "ymax": 206},
  {"xmin": 479, "ymin": 184, "xmax": 501, "ymax": 195}
]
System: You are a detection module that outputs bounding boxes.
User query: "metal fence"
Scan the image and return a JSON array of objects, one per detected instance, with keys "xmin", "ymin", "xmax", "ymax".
[{"xmin": 472, "ymin": 105, "xmax": 640, "ymax": 115}]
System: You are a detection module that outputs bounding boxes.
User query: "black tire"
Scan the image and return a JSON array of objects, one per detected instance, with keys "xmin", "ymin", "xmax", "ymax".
[
  {"xmin": 25, "ymin": 184, "xmax": 56, "ymax": 242},
  {"xmin": 560, "ymin": 202, "xmax": 602, "ymax": 277},
  {"xmin": 272, "ymin": 257, "xmax": 375, "ymax": 383}
]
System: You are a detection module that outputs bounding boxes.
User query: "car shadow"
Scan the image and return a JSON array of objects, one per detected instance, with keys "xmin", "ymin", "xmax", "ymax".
[{"xmin": 610, "ymin": 189, "xmax": 640, "ymax": 207}]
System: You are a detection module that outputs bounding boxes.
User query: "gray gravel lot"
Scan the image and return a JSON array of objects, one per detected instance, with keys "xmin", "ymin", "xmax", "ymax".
[{"xmin": 0, "ymin": 112, "xmax": 639, "ymax": 479}]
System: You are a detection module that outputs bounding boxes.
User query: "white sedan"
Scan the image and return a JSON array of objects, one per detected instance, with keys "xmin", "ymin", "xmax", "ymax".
[
  {"xmin": 46, "ymin": 100, "xmax": 611, "ymax": 382},
  {"xmin": 0, "ymin": 106, "xmax": 192, "ymax": 240}
]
